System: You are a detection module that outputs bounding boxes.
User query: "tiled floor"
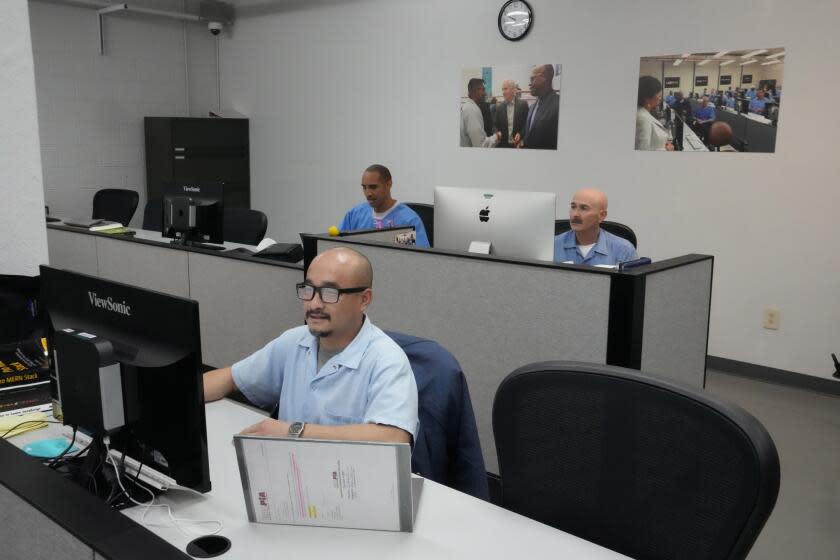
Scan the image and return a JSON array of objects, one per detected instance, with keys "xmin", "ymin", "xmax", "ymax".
[{"xmin": 705, "ymin": 371, "xmax": 840, "ymax": 559}]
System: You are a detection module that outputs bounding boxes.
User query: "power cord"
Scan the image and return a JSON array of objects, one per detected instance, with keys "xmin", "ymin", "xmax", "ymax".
[
  {"xmin": 0, "ymin": 418, "xmax": 62, "ymax": 439},
  {"xmin": 103, "ymin": 437, "xmax": 223, "ymax": 537}
]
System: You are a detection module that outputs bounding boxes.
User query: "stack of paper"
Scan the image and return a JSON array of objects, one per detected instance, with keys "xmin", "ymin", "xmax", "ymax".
[{"xmin": 62, "ymin": 218, "xmax": 123, "ymax": 231}]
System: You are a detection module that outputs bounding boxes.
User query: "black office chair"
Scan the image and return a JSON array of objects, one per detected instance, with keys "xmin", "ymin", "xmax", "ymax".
[
  {"xmin": 142, "ymin": 198, "xmax": 162, "ymax": 232},
  {"xmin": 405, "ymin": 202, "xmax": 434, "ymax": 247},
  {"xmin": 92, "ymin": 188, "xmax": 139, "ymax": 226},
  {"xmin": 554, "ymin": 219, "xmax": 637, "ymax": 248},
  {"xmin": 223, "ymin": 207, "xmax": 268, "ymax": 245},
  {"xmin": 493, "ymin": 361, "xmax": 780, "ymax": 560}
]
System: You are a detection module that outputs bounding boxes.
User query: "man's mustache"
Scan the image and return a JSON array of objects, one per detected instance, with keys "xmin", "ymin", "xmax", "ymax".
[{"xmin": 306, "ymin": 311, "xmax": 331, "ymax": 320}]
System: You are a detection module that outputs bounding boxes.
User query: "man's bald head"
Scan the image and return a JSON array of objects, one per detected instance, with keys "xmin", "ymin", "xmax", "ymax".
[
  {"xmin": 311, "ymin": 247, "xmax": 373, "ymax": 288},
  {"xmin": 529, "ymin": 64, "xmax": 553, "ymax": 97},
  {"xmin": 569, "ymin": 188, "xmax": 609, "ymax": 242},
  {"xmin": 573, "ymin": 188, "xmax": 608, "ymax": 212},
  {"xmin": 304, "ymin": 247, "xmax": 373, "ymax": 349},
  {"xmin": 501, "ymin": 79, "xmax": 517, "ymax": 102}
]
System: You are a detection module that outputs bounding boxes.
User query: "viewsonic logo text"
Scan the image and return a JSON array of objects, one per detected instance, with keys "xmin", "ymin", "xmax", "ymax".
[
  {"xmin": 87, "ymin": 292, "xmax": 132, "ymax": 316},
  {"xmin": 183, "ymin": 186, "xmax": 201, "ymax": 193}
]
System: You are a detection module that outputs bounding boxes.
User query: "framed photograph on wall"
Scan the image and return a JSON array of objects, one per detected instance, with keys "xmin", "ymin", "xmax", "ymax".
[
  {"xmin": 636, "ymin": 48, "xmax": 784, "ymax": 153},
  {"xmin": 460, "ymin": 63, "xmax": 562, "ymax": 150}
]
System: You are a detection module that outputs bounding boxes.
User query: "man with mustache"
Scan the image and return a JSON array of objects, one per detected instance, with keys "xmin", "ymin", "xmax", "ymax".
[
  {"xmin": 204, "ymin": 247, "xmax": 419, "ymax": 443},
  {"xmin": 553, "ymin": 188, "xmax": 637, "ymax": 266},
  {"xmin": 338, "ymin": 164, "xmax": 430, "ymax": 248}
]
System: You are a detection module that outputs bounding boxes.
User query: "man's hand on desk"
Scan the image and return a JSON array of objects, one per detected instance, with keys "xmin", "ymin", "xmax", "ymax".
[
  {"xmin": 238, "ymin": 419, "xmax": 412, "ymax": 444},
  {"xmin": 240, "ymin": 418, "xmax": 290, "ymax": 437}
]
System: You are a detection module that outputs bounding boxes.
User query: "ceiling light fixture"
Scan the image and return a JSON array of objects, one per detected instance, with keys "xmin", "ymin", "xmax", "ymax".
[{"xmin": 742, "ymin": 49, "xmax": 767, "ymax": 59}]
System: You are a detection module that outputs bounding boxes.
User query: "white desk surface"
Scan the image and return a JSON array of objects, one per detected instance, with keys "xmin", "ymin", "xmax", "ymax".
[
  {"xmin": 9, "ymin": 401, "xmax": 629, "ymax": 558},
  {"xmin": 50, "ymin": 221, "xmax": 257, "ymax": 252},
  {"xmin": 682, "ymin": 121, "xmax": 709, "ymax": 152},
  {"xmin": 113, "ymin": 399, "xmax": 631, "ymax": 559},
  {"xmin": 128, "ymin": 228, "xmax": 255, "ymax": 251},
  {"xmin": 719, "ymin": 105, "xmax": 774, "ymax": 125},
  {"xmin": 744, "ymin": 111, "xmax": 773, "ymax": 125}
]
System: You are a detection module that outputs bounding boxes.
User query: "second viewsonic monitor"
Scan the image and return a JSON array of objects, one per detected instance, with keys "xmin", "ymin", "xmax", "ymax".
[
  {"xmin": 434, "ymin": 186, "xmax": 556, "ymax": 262},
  {"xmin": 162, "ymin": 181, "xmax": 224, "ymax": 246}
]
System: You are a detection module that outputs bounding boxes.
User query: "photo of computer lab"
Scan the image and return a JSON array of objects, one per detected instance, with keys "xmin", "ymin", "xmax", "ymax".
[
  {"xmin": 636, "ymin": 48, "xmax": 784, "ymax": 152},
  {"xmin": 2, "ymin": 2, "xmax": 839, "ymax": 560}
]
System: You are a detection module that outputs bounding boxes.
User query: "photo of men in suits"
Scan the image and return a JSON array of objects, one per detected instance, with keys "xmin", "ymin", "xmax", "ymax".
[
  {"xmin": 460, "ymin": 63, "xmax": 561, "ymax": 151},
  {"xmin": 494, "ymin": 79, "xmax": 529, "ymax": 148},
  {"xmin": 521, "ymin": 64, "xmax": 560, "ymax": 150}
]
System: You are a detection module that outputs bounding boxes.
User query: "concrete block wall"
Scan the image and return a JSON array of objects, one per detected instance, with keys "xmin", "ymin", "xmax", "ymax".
[
  {"xmin": 29, "ymin": 0, "xmax": 217, "ymax": 227},
  {"xmin": 0, "ymin": 0, "xmax": 48, "ymax": 275}
]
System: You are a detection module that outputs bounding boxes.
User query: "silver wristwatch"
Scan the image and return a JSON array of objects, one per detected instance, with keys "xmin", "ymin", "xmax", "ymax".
[{"xmin": 288, "ymin": 421, "xmax": 306, "ymax": 438}]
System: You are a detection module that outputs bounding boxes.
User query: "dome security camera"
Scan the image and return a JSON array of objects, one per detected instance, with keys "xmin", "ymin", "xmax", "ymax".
[{"xmin": 208, "ymin": 21, "xmax": 223, "ymax": 35}]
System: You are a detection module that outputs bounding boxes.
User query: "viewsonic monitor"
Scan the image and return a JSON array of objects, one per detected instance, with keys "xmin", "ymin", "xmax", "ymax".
[
  {"xmin": 162, "ymin": 181, "xmax": 224, "ymax": 247},
  {"xmin": 434, "ymin": 186, "xmax": 556, "ymax": 261},
  {"xmin": 40, "ymin": 265, "xmax": 210, "ymax": 494}
]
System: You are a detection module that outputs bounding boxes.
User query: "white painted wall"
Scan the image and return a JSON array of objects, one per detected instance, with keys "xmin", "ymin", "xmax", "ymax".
[
  {"xmin": 0, "ymin": 0, "xmax": 48, "ymax": 276},
  {"xmin": 220, "ymin": 0, "xmax": 840, "ymax": 380},
  {"xmin": 28, "ymin": 0, "xmax": 218, "ymax": 227}
]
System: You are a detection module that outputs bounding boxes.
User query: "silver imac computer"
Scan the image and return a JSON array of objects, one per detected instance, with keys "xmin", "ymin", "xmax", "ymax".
[{"xmin": 434, "ymin": 186, "xmax": 557, "ymax": 261}]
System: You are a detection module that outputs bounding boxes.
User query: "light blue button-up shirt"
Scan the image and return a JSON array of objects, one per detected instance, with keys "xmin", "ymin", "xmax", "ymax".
[
  {"xmin": 553, "ymin": 228, "xmax": 638, "ymax": 266},
  {"xmin": 232, "ymin": 317, "xmax": 419, "ymax": 440},
  {"xmin": 749, "ymin": 98, "xmax": 767, "ymax": 114},
  {"xmin": 694, "ymin": 104, "xmax": 716, "ymax": 122}
]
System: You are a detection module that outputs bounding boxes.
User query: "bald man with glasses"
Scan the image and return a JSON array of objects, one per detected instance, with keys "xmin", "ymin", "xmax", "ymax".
[{"xmin": 204, "ymin": 247, "xmax": 418, "ymax": 444}]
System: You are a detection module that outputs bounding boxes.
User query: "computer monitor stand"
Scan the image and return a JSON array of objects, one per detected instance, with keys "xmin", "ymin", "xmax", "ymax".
[{"xmin": 468, "ymin": 241, "xmax": 492, "ymax": 255}]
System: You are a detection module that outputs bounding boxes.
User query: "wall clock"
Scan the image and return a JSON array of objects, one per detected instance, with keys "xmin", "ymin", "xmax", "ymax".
[{"xmin": 498, "ymin": 1, "xmax": 533, "ymax": 42}]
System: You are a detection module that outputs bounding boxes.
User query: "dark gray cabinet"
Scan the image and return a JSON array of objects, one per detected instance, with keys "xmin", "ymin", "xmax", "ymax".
[{"xmin": 144, "ymin": 117, "xmax": 250, "ymax": 208}]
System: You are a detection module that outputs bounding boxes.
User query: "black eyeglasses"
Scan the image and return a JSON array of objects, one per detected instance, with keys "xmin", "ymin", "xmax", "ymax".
[{"xmin": 296, "ymin": 283, "xmax": 369, "ymax": 304}]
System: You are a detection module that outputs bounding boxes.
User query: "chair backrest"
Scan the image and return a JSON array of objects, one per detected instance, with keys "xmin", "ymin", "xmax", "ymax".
[
  {"xmin": 405, "ymin": 203, "xmax": 434, "ymax": 247},
  {"xmin": 492, "ymin": 361, "xmax": 779, "ymax": 560},
  {"xmin": 554, "ymin": 219, "xmax": 637, "ymax": 248},
  {"xmin": 386, "ymin": 330, "xmax": 488, "ymax": 500},
  {"xmin": 92, "ymin": 189, "xmax": 139, "ymax": 226},
  {"xmin": 223, "ymin": 207, "xmax": 268, "ymax": 245},
  {"xmin": 142, "ymin": 199, "xmax": 162, "ymax": 232}
]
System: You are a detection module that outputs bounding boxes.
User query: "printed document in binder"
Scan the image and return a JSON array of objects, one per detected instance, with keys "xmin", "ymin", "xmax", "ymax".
[{"xmin": 233, "ymin": 435, "xmax": 419, "ymax": 532}]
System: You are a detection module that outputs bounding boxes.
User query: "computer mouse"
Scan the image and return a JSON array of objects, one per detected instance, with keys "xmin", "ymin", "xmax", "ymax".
[{"xmin": 22, "ymin": 438, "xmax": 78, "ymax": 459}]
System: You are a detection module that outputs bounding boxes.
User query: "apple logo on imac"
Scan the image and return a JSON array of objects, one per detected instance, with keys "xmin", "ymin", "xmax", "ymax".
[{"xmin": 478, "ymin": 206, "xmax": 490, "ymax": 222}]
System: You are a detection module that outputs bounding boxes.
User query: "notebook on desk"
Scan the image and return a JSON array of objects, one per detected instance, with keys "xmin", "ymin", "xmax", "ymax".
[
  {"xmin": 62, "ymin": 218, "xmax": 123, "ymax": 231},
  {"xmin": 233, "ymin": 435, "xmax": 420, "ymax": 532}
]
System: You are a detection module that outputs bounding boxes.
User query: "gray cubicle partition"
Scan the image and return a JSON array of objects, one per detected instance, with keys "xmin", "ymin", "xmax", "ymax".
[
  {"xmin": 713, "ymin": 108, "xmax": 776, "ymax": 152},
  {"xmin": 303, "ymin": 232, "xmax": 713, "ymax": 473},
  {"xmin": 188, "ymin": 252, "xmax": 302, "ymax": 367},
  {"xmin": 47, "ymin": 228, "xmax": 98, "ymax": 276},
  {"xmin": 744, "ymin": 118, "xmax": 777, "ymax": 153},
  {"xmin": 0, "ymin": 440, "xmax": 190, "ymax": 559},
  {"xmin": 46, "ymin": 224, "xmax": 304, "ymax": 368},
  {"xmin": 641, "ymin": 259, "xmax": 713, "ymax": 387},
  {"xmin": 97, "ymin": 235, "xmax": 190, "ymax": 298}
]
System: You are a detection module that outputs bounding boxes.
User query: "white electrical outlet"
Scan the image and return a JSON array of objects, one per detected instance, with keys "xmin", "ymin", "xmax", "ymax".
[{"xmin": 763, "ymin": 308, "xmax": 780, "ymax": 330}]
